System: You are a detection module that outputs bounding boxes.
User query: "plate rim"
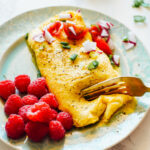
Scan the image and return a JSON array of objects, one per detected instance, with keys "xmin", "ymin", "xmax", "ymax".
[{"xmin": 0, "ymin": 5, "xmax": 150, "ymax": 150}]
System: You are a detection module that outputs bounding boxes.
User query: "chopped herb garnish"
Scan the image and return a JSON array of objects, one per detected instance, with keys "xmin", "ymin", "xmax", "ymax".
[
  {"xmin": 132, "ymin": 0, "xmax": 150, "ymax": 8},
  {"xmin": 70, "ymin": 54, "xmax": 78, "ymax": 61},
  {"xmin": 132, "ymin": 0, "xmax": 143, "ymax": 7},
  {"xmin": 142, "ymin": 2, "xmax": 150, "ymax": 7},
  {"xmin": 108, "ymin": 55, "xmax": 113, "ymax": 60},
  {"xmin": 25, "ymin": 33, "xmax": 29, "ymax": 40},
  {"xmin": 108, "ymin": 55, "xmax": 115, "ymax": 66},
  {"xmin": 134, "ymin": 15, "xmax": 146, "ymax": 22},
  {"xmin": 37, "ymin": 70, "xmax": 41, "ymax": 78},
  {"xmin": 62, "ymin": 45, "xmax": 71, "ymax": 49},
  {"xmin": 60, "ymin": 42, "xmax": 69, "ymax": 46},
  {"xmin": 122, "ymin": 36, "xmax": 129, "ymax": 42},
  {"xmin": 88, "ymin": 60, "xmax": 99, "ymax": 70},
  {"xmin": 39, "ymin": 45, "xmax": 45, "ymax": 51},
  {"xmin": 135, "ymin": 74, "xmax": 139, "ymax": 77},
  {"xmin": 2, "ymin": 74, "xmax": 7, "ymax": 80},
  {"xmin": 61, "ymin": 20, "xmax": 66, "ymax": 22}
]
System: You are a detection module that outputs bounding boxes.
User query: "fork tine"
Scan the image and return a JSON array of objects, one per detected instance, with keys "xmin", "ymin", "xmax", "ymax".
[
  {"xmin": 82, "ymin": 77, "xmax": 122, "ymax": 95},
  {"xmin": 83, "ymin": 82, "xmax": 126, "ymax": 97},
  {"xmin": 84, "ymin": 86, "xmax": 129, "ymax": 100},
  {"xmin": 82, "ymin": 76, "xmax": 149, "ymax": 100}
]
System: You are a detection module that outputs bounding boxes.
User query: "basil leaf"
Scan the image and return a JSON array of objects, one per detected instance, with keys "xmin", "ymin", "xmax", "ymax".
[
  {"xmin": 88, "ymin": 60, "xmax": 99, "ymax": 70},
  {"xmin": 70, "ymin": 54, "xmax": 78, "ymax": 61},
  {"xmin": 132, "ymin": 0, "xmax": 143, "ymax": 7},
  {"xmin": 134, "ymin": 15, "xmax": 146, "ymax": 22}
]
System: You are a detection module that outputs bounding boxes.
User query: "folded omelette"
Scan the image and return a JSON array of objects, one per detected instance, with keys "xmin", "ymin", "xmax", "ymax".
[{"xmin": 27, "ymin": 10, "xmax": 134, "ymax": 127}]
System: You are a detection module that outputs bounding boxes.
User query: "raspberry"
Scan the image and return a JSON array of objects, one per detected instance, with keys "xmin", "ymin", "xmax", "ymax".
[
  {"xmin": 4, "ymin": 94, "xmax": 23, "ymax": 116},
  {"xmin": 27, "ymin": 77, "xmax": 48, "ymax": 98},
  {"xmin": 26, "ymin": 102, "xmax": 55, "ymax": 123},
  {"xmin": 39, "ymin": 93, "xmax": 58, "ymax": 109},
  {"xmin": 15, "ymin": 75, "xmax": 30, "ymax": 93},
  {"xmin": 56, "ymin": 112, "xmax": 73, "ymax": 130},
  {"xmin": 22, "ymin": 95, "xmax": 38, "ymax": 106},
  {"xmin": 5, "ymin": 114, "xmax": 25, "ymax": 139},
  {"xmin": 25, "ymin": 122, "xmax": 49, "ymax": 142},
  {"xmin": 18, "ymin": 105, "xmax": 32, "ymax": 123},
  {"xmin": 49, "ymin": 120, "xmax": 65, "ymax": 141},
  {"xmin": 50, "ymin": 109, "xmax": 58, "ymax": 120},
  {"xmin": 0, "ymin": 80, "xmax": 15, "ymax": 100}
]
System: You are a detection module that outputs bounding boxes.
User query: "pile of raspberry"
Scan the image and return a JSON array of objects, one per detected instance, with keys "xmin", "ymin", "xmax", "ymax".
[{"xmin": 0, "ymin": 75, "xmax": 73, "ymax": 142}]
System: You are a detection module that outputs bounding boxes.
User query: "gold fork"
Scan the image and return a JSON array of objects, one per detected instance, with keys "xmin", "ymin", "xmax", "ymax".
[{"xmin": 81, "ymin": 77, "xmax": 150, "ymax": 101}]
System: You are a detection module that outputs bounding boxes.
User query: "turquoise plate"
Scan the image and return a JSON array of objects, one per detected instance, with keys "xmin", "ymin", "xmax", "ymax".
[{"xmin": 0, "ymin": 6, "xmax": 150, "ymax": 150}]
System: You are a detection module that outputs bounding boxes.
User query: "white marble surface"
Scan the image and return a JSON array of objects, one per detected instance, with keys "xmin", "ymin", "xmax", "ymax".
[{"xmin": 0, "ymin": 0, "xmax": 150, "ymax": 149}]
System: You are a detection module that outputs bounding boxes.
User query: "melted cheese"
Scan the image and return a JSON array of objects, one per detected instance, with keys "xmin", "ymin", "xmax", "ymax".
[{"xmin": 27, "ymin": 11, "xmax": 135, "ymax": 127}]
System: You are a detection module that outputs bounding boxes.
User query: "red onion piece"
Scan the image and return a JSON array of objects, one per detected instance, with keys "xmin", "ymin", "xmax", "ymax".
[
  {"xmin": 85, "ymin": 50, "xmax": 103, "ymax": 54},
  {"xmin": 33, "ymin": 33, "xmax": 45, "ymax": 43},
  {"xmin": 66, "ymin": 20, "xmax": 76, "ymax": 25},
  {"xmin": 68, "ymin": 26, "xmax": 76, "ymax": 35},
  {"xmin": 98, "ymin": 20, "xmax": 114, "ymax": 30},
  {"xmin": 101, "ymin": 28, "xmax": 109, "ymax": 37},
  {"xmin": 43, "ymin": 30, "xmax": 55, "ymax": 44},
  {"xmin": 123, "ymin": 40, "xmax": 136, "ymax": 46},
  {"xmin": 85, "ymin": 50, "xmax": 96, "ymax": 54},
  {"xmin": 113, "ymin": 55, "xmax": 120, "ymax": 66},
  {"xmin": 106, "ymin": 35, "xmax": 110, "ymax": 43},
  {"xmin": 122, "ymin": 41, "xmax": 135, "ymax": 50},
  {"xmin": 97, "ymin": 50, "xmax": 103, "ymax": 54},
  {"xmin": 129, "ymin": 40, "xmax": 136, "ymax": 46},
  {"xmin": 59, "ymin": 21, "xmax": 64, "ymax": 30},
  {"xmin": 122, "ymin": 32, "xmax": 137, "ymax": 50}
]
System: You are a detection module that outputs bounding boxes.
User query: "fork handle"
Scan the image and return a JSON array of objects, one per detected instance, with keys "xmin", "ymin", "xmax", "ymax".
[{"xmin": 146, "ymin": 87, "xmax": 150, "ymax": 92}]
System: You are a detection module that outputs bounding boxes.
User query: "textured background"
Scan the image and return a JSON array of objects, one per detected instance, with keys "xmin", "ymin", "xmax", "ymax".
[{"xmin": 0, "ymin": 0, "xmax": 150, "ymax": 149}]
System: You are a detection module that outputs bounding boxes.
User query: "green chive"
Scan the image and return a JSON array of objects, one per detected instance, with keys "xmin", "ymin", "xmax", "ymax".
[
  {"xmin": 39, "ymin": 45, "xmax": 45, "ymax": 51},
  {"xmin": 122, "ymin": 36, "xmax": 129, "ymax": 42},
  {"xmin": 37, "ymin": 70, "xmax": 41, "ymax": 78},
  {"xmin": 61, "ymin": 20, "xmax": 66, "ymax": 22},
  {"xmin": 108, "ymin": 55, "xmax": 112, "ymax": 60},
  {"xmin": 142, "ymin": 2, "xmax": 150, "ymax": 8},
  {"xmin": 135, "ymin": 74, "xmax": 139, "ymax": 77},
  {"xmin": 70, "ymin": 54, "xmax": 78, "ymax": 61},
  {"xmin": 132, "ymin": 0, "xmax": 143, "ymax": 7},
  {"xmin": 88, "ymin": 60, "xmax": 99, "ymax": 70},
  {"xmin": 134, "ymin": 15, "xmax": 146, "ymax": 22},
  {"xmin": 60, "ymin": 42, "xmax": 69, "ymax": 46},
  {"xmin": 62, "ymin": 45, "xmax": 71, "ymax": 49},
  {"xmin": 108, "ymin": 55, "xmax": 115, "ymax": 66},
  {"xmin": 25, "ymin": 33, "xmax": 29, "ymax": 40}
]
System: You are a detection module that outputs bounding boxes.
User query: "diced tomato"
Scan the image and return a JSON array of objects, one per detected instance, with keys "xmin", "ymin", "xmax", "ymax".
[
  {"xmin": 47, "ymin": 21, "xmax": 63, "ymax": 36},
  {"xmin": 64, "ymin": 23, "xmax": 87, "ymax": 40},
  {"xmin": 96, "ymin": 37, "xmax": 112, "ymax": 55},
  {"xmin": 89, "ymin": 25, "xmax": 102, "ymax": 41}
]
